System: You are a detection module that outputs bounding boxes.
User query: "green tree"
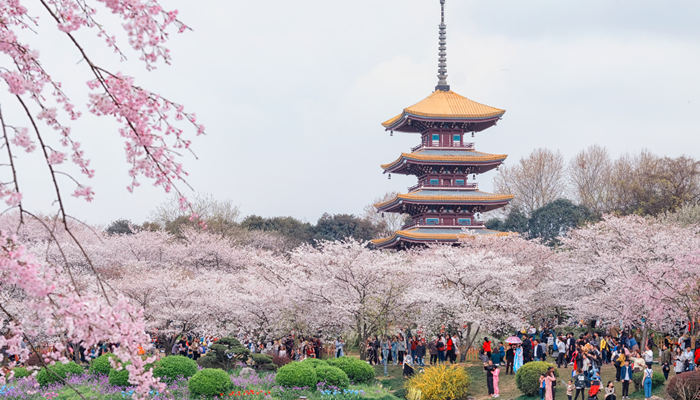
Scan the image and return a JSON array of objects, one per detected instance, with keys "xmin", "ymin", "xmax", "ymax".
[
  {"xmin": 240, "ymin": 215, "xmax": 314, "ymax": 245},
  {"xmin": 527, "ymin": 199, "xmax": 597, "ymax": 245},
  {"xmin": 312, "ymin": 213, "xmax": 383, "ymax": 242},
  {"xmin": 106, "ymin": 219, "xmax": 135, "ymax": 235}
]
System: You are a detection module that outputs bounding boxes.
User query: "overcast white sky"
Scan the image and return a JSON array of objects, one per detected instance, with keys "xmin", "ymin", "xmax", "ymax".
[{"xmin": 4, "ymin": 0, "xmax": 700, "ymax": 225}]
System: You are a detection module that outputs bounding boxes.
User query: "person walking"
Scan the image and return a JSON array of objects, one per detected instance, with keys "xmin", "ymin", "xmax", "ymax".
[
  {"xmin": 437, "ymin": 336, "xmax": 446, "ymax": 363},
  {"xmin": 484, "ymin": 360, "xmax": 496, "ymax": 397},
  {"xmin": 493, "ymin": 362, "xmax": 501, "ymax": 398},
  {"xmin": 428, "ymin": 338, "xmax": 438, "ymax": 365},
  {"xmin": 447, "ymin": 335, "xmax": 456, "ymax": 364},
  {"xmin": 573, "ymin": 369, "xmax": 586, "ymax": 400},
  {"xmin": 335, "ymin": 337, "xmax": 344, "ymax": 358},
  {"xmin": 514, "ymin": 344, "xmax": 524, "ymax": 373},
  {"xmin": 620, "ymin": 360, "xmax": 633, "ymax": 400},
  {"xmin": 544, "ymin": 368, "xmax": 557, "ymax": 400},
  {"xmin": 416, "ymin": 338, "xmax": 426, "ymax": 367},
  {"xmin": 642, "ymin": 364, "xmax": 653, "ymax": 400},
  {"xmin": 483, "ymin": 337, "xmax": 493, "ymax": 358},
  {"xmin": 391, "ymin": 337, "xmax": 398, "ymax": 365},
  {"xmin": 397, "ymin": 335, "xmax": 407, "ymax": 365},
  {"xmin": 556, "ymin": 336, "xmax": 567, "ymax": 368},
  {"xmin": 506, "ymin": 344, "xmax": 515, "ymax": 375},
  {"xmin": 381, "ymin": 336, "xmax": 390, "ymax": 376},
  {"xmin": 660, "ymin": 345, "xmax": 671, "ymax": 380}
]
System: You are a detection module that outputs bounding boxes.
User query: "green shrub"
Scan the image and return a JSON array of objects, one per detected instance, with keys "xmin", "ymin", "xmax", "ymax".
[
  {"xmin": 406, "ymin": 364, "xmax": 470, "ymax": 400},
  {"xmin": 632, "ymin": 370, "xmax": 665, "ymax": 392},
  {"xmin": 36, "ymin": 362, "xmax": 84, "ymax": 386},
  {"xmin": 326, "ymin": 357, "xmax": 374, "ymax": 384},
  {"xmin": 275, "ymin": 362, "xmax": 318, "ymax": 388},
  {"xmin": 88, "ymin": 353, "xmax": 119, "ymax": 375},
  {"xmin": 108, "ymin": 367, "xmax": 130, "ymax": 387},
  {"xmin": 251, "ymin": 353, "xmax": 276, "ymax": 371},
  {"xmin": 316, "ymin": 365, "xmax": 350, "ymax": 389},
  {"xmin": 515, "ymin": 361, "xmax": 558, "ymax": 396},
  {"xmin": 153, "ymin": 355, "xmax": 198, "ymax": 382},
  {"xmin": 300, "ymin": 358, "xmax": 328, "ymax": 368},
  {"xmin": 11, "ymin": 367, "xmax": 31, "ymax": 379},
  {"xmin": 197, "ymin": 337, "xmax": 249, "ymax": 371},
  {"xmin": 188, "ymin": 368, "xmax": 234, "ymax": 397},
  {"xmin": 667, "ymin": 371, "xmax": 700, "ymax": 400}
]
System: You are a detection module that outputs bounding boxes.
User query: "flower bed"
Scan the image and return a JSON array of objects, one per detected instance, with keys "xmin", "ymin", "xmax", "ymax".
[{"xmin": 0, "ymin": 366, "xmax": 396, "ymax": 400}]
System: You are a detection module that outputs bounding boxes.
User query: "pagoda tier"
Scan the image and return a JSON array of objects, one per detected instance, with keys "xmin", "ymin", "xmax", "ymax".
[{"xmin": 371, "ymin": 0, "xmax": 513, "ymax": 249}]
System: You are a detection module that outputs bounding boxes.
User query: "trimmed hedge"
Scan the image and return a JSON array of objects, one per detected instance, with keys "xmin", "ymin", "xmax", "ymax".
[
  {"xmin": 153, "ymin": 355, "xmax": 198, "ymax": 382},
  {"xmin": 11, "ymin": 367, "xmax": 31, "ymax": 379},
  {"xmin": 188, "ymin": 368, "xmax": 234, "ymax": 397},
  {"xmin": 36, "ymin": 362, "xmax": 84, "ymax": 386},
  {"xmin": 515, "ymin": 361, "xmax": 558, "ymax": 396},
  {"xmin": 108, "ymin": 368, "xmax": 130, "ymax": 387},
  {"xmin": 667, "ymin": 371, "xmax": 700, "ymax": 400},
  {"xmin": 632, "ymin": 370, "xmax": 665, "ymax": 392},
  {"xmin": 88, "ymin": 353, "xmax": 119, "ymax": 376},
  {"xmin": 316, "ymin": 365, "xmax": 350, "ymax": 389},
  {"xmin": 406, "ymin": 364, "xmax": 470, "ymax": 400},
  {"xmin": 275, "ymin": 362, "xmax": 318, "ymax": 388},
  {"xmin": 326, "ymin": 357, "xmax": 375, "ymax": 384},
  {"xmin": 251, "ymin": 353, "xmax": 276, "ymax": 371},
  {"xmin": 300, "ymin": 358, "xmax": 328, "ymax": 368}
]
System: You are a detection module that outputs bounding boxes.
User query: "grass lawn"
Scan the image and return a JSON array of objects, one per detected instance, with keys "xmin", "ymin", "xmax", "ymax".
[{"xmin": 373, "ymin": 361, "xmax": 670, "ymax": 400}]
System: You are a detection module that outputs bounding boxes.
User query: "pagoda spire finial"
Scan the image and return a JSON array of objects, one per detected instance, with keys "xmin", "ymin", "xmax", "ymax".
[{"xmin": 436, "ymin": 0, "xmax": 450, "ymax": 91}]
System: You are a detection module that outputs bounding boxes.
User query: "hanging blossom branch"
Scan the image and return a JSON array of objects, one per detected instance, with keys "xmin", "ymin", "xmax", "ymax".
[{"xmin": 0, "ymin": 0, "xmax": 205, "ymax": 398}]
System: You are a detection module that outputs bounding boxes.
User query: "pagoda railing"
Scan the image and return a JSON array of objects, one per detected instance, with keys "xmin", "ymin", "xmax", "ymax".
[
  {"xmin": 411, "ymin": 143, "xmax": 475, "ymax": 152},
  {"xmin": 401, "ymin": 220, "xmax": 486, "ymax": 230},
  {"xmin": 408, "ymin": 182, "xmax": 478, "ymax": 192}
]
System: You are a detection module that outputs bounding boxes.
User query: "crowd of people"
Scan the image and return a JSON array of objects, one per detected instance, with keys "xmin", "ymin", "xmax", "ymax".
[{"xmin": 478, "ymin": 327, "xmax": 699, "ymax": 400}]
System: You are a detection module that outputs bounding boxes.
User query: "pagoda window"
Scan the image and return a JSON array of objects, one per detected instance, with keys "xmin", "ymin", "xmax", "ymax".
[
  {"xmin": 453, "ymin": 134, "xmax": 461, "ymax": 146},
  {"xmin": 443, "ymin": 179, "xmax": 451, "ymax": 186},
  {"xmin": 429, "ymin": 178, "xmax": 439, "ymax": 186},
  {"xmin": 426, "ymin": 218, "xmax": 439, "ymax": 225},
  {"xmin": 457, "ymin": 218, "xmax": 471, "ymax": 226},
  {"xmin": 455, "ymin": 179, "xmax": 465, "ymax": 186},
  {"xmin": 431, "ymin": 133, "xmax": 440, "ymax": 146}
]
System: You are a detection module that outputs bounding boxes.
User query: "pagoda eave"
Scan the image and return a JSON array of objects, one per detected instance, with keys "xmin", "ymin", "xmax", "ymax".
[
  {"xmin": 371, "ymin": 227, "xmax": 511, "ymax": 249},
  {"xmin": 383, "ymin": 115, "xmax": 502, "ymax": 134},
  {"xmin": 374, "ymin": 192, "xmax": 513, "ymax": 213},
  {"xmin": 382, "ymin": 157, "xmax": 505, "ymax": 175}
]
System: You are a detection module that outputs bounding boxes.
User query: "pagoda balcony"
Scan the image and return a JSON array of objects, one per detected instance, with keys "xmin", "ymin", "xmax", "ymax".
[
  {"xmin": 408, "ymin": 182, "xmax": 479, "ymax": 192},
  {"xmin": 401, "ymin": 221, "xmax": 486, "ymax": 230},
  {"xmin": 411, "ymin": 143, "xmax": 475, "ymax": 152}
]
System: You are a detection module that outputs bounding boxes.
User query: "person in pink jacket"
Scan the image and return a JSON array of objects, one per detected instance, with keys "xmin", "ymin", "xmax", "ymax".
[{"xmin": 493, "ymin": 363, "xmax": 501, "ymax": 398}]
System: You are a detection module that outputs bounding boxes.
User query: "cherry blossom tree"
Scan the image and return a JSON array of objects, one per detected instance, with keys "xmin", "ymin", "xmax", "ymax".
[
  {"xmin": 410, "ymin": 243, "xmax": 536, "ymax": 350},
  {"xmin": 559, "ymin": 215, "xmax": 700, "ymax": 340},
  {"xmin": 1, "ymin": 0, "xmax": 205, "ymax": 394},
  {"xmin": 282, "ymin": 240, "xmax": 416, "ymax": 358}
]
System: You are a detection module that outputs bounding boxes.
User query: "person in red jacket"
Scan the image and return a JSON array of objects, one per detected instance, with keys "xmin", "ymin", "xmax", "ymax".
[
  {"xmin": 483, "ymin": 337, "xmax": 493, "ymax": 357},
  {"xmin": 446, "ymin": 335, "xmax": 456, "ymax": 364}
]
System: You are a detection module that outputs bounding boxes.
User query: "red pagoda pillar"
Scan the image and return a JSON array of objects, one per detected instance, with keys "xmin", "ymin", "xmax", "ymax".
[{"xmin": 372, "ymin": 0, "xmax": 513, "ymax": 249}]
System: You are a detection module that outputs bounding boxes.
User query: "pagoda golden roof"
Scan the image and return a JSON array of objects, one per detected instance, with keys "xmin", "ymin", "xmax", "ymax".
[
  {"xmin": 382, "ymin": 90, "xmax": 505, "ymax": 128},
  {"xmin": 380, "ymin": 150, "xmax": 507, "ymax": 170}
]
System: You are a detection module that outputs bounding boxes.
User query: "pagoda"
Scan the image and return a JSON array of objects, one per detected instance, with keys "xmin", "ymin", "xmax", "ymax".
[{"xmin": 372, "ymin": 0, "xmax": 513, "ymax": 249}]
